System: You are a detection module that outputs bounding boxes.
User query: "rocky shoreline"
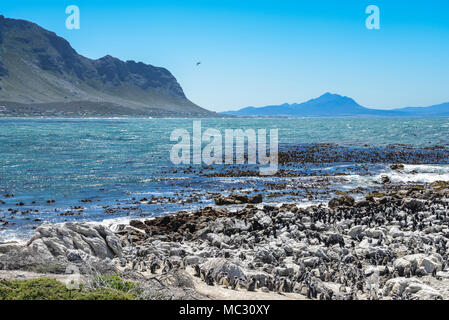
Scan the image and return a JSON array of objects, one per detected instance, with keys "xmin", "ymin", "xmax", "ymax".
[{"xmin": 1, "ymin": 178, "xmax": 449, "ymax": 300}]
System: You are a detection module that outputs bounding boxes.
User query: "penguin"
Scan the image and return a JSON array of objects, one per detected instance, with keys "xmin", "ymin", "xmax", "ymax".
[
  {"xmin": 200, "ymin": 268, "xmax": 207, "ymax": 281},
  {"xmin": 307, "ymin": 286, "xmax": 312, "ymax": 299},
  {"xmin": 193, "ymin": 264, "xmax": 201, "ymax": 278},
  {"xmin": 231, "ymin": 276, "xmax": 239, "ymax": 290},
  {"xmin": 279, "ymin": 278, "xmax": 290, "ymax": 293},
  {"xmin": 162, "ymin": 265, "xmax": 170, "ymax": 274},
  {"xmin": 205, "ymin": 269, "xmax": 214, "ymax": 286},
  {"xmin": 150, "ymin": 261, "xmax": 159, "ymax": 274},
  {"xmin": 310, "ymin": 282, "xmax": 317, "ymax": 298},
  {"xmin": 149, "ymin": 256, "xmax": 160, "ymax": 274},
  {"xmin": 220, "ymin": 273, "xmax": 231, "ymax": 288},
  {"xmin": 216, "ymin": 271, "xmax": 226, "ymax": 283},
  {"xmin": 405, "ymin": 268, "xmax": 411, "ymax": 278},
  {"xmin": 247, "ymin": 277, "xmax": 257, "ymax": 292},
  {"xmin": 165, "ymin": 258, "xmax": 173, "ymax": 270},
  {"xmin": 206, "ymin": 274, "xmax": 214, "ymax": 286},
  {"xmin": 266, "ymin": 278, "xmax": 275, "ymax": 291},
  {"xmin": 179, "ymin": 259, "xmax": 186, "ymax": 270},
  {"xmin": 139, "ymin": 261, "xmax": 147, "ymax": 272}
]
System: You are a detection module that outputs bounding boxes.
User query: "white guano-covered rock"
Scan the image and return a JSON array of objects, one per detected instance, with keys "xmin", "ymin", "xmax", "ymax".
[
  {"xmin": 0, "ymin": 222, "xmax": 123, "ymax": 272},
  {"xmin": 383, "ymin": 277, "xmax": 442, "ymax": 300},
  {"xmin": 201, "ymin": 258, "xmax": 246, "ymax": 279},
  {"xmin": 393, "ymin": 253, "xmax": 443, "ymax": 275}
]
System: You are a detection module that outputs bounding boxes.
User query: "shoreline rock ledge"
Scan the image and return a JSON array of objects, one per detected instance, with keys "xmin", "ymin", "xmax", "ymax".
[
  {"xmin": 2, "ymin": 181, "xmax": 449, "ymax": 300},
  {"xmin": 0, "ymin": 222, "xmax": 122, "ymax": 273}
]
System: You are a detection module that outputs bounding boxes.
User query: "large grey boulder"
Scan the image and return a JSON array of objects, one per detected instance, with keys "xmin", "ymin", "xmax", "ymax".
[
  {"xmin": 348, "ymin": 225, "xmax": 365, "ymax": 239},
  {"xmin": 255, "ymin": 248, "xmax": 276, "ymax": 264},
  {"xmin": 0, "ymin": 222, "xmax": 122, "ymax": 273},
  {"xmin": 393, "ymin": 253, "xmax": 443, "ymax": 275},
  {"xmin": 183, "ymin": 255, "xmax": 205, "ymax": 266},
  {"xmin": 253, "ymin": 211, "xmax": 273, "ymax": 228},
  {"xmin": 384, "ymin": 277, "xmax": 442, "ymax": 300},
  {"xmin": 200, "ymin": 258, "xmax": 246, "ymax": 280},
  {"xmin": 355, "ymin": 239, "xmax": 391, "ymax": 258}
]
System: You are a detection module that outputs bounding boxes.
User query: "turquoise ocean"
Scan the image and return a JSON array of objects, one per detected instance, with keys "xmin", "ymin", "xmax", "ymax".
[{"xmin": 1, "ymin": 118, "xmax": 448, "ymax": 241}]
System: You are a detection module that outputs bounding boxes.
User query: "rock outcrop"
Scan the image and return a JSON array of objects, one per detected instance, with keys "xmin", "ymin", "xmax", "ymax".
[
  {"xmin": 0, "ymin": 15, "xmax": 213, "ymax": 117},
  {"xmin": 0, "ymin": 222, "xmax": 122, "ymax": 273},
  {"xmin": 214, "ymin": 194, "xmax": 263, "ymax": 205}
]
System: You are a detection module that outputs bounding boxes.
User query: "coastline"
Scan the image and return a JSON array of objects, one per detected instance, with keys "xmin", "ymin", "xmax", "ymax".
[
  {"xmin": 2, "ymin": 176, "xmax": 449, "ymax": 300},
  {"xmin": 2, "ymin": 141, "xmax": 449, "ymax": 243}
]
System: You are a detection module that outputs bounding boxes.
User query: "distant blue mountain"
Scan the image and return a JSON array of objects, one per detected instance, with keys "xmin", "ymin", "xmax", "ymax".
[
  {"xmin": 395, "ymin": 102, "xmax": 449, "ymax": 117},
  {"xmin": 222, "ymin": 93, "xmax": 449, "ymax": 117}
]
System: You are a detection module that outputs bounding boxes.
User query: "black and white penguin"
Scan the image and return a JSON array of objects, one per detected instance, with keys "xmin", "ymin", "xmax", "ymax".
[
  {"xmin": 220, "ymin": 273, "xmax": 231, "ymax": 288},
  {"xmin": 231, "ymin": 276, "xmax": 239, "ymax": 290},
  {"xmin": 205, "ymin": 270, "xmax": 214, "ymax": 286},
  {"xmin": 247, "ymin": 277, "xmax": 257, "ymax": 292},
  {"xmin": 193, "ymin": 264, "xmax": 201, "ymax": 278},
  {"xmin": 149, "ymin": 257, "xmax": 160, "ymax": 274}
]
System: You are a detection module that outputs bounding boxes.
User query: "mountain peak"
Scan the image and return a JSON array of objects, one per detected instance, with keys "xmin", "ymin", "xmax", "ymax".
[
  {"xmin": 319, "ymin": 92, "xmax": 336, "ymax": 98},
  {"xmin": 317, "ymin": 92, "xmax": 349, "ymax": 100},
  {"xmin": 223, "ymin": 93, "xmax": 368, "ymax": 117}
]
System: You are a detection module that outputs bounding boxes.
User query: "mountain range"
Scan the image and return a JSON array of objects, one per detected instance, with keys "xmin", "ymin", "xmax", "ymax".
[
  {"xmin": 222, "ymin": 93, "xmax": 449, "ymax": 118},
  {"xmin": 1, "ymin": 15, "xmax": 447, "ymax": 119},
  {"xmin": 0, "ymin": 15, "xmax": 214, "ymax": 117}
]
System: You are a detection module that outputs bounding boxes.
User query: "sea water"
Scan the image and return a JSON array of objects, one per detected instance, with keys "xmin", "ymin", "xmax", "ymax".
[{"xmin": 0, "ymin": 117, "xmax": 448, "ymax": 241}]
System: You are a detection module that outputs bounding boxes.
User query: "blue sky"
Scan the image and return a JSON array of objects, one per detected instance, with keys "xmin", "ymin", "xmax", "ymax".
[{"xmin": 2, "ymin": 0, "xmax": 449, "ymax": 111}]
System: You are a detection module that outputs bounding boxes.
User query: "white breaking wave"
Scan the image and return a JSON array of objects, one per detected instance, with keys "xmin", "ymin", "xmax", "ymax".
[{"xmin": 387, "ymin": 164, "xmax": 449, "ymax": 183}]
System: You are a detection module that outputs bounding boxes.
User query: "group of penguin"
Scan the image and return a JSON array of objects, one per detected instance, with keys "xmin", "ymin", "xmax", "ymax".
[{"xmin": 125, "ymin": 187, "xmax": 449, "ymax": 300}]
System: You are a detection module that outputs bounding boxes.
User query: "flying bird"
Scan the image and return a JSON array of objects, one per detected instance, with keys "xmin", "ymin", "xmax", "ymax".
[{"xmin": 196, "ymin": 61, "xmax": 201, "ymax": 66}]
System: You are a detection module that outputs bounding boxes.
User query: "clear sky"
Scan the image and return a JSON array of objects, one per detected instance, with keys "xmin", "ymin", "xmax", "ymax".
[{"xmin": 2, "ymin": 0, "xmax": 449, "ymax": 111}]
